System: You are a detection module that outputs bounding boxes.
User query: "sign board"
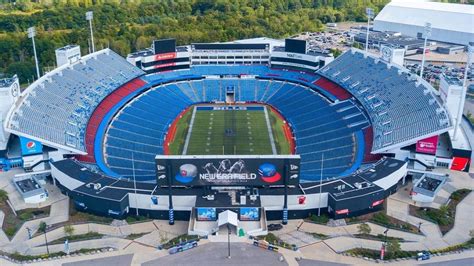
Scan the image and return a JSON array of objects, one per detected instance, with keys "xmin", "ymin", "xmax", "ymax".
[
  {"xmin": 156, "ymin": 155, "xmax": 300, "ymax": 186},
  {"xmin": 19, "ymin": 137, "xmax": 43, "ymax": 156},
  {"xmin": 285, "ymin": 39, "xmax": 307, "ymax": 54},
  {"xmin": 153, "ymin": 39, "xmax": 176, "ymax": 54},
  {"xmin": 416, "ymin": 135, "xmax": 439, "ymax": 155}
]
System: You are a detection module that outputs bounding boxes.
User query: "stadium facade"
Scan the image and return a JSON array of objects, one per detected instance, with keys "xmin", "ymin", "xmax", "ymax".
[
  {"xmin": 1, "ymin": 36, "xmax": 471, "ymax": 234},
  {"xmin": 373, "ymin": 1, "xmax": 474, "ymax": 45}
]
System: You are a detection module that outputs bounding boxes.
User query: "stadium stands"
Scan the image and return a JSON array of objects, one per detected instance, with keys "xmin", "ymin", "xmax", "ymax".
[
  {"xmin": 6, "ymin": 48, "xmax": 449, "ymax": 183},
  {"xmin": 318, "ymin": 49, "xmax": 451, "ymax": 152},
  {"xmin": 5, "ymin": 49, "xmax": 144, "ymax": 152},
  {"xmin": 104, "ymin": 73, "xmax": 369, "ymax": 181}
]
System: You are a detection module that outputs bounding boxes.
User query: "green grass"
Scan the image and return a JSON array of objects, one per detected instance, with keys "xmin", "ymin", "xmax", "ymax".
[
  {"xmin": 0, "ymin": 201, "xmax": 50, "ymax": 239},
  {"xmin": 182, "ymin": 106, "xmax": 283, "ymax": 155},
  {"xmin": 48, "ymin": 232, "xmax": 103, "ymax": 245},
  {"xmin": 354, "ymin": 233, "xmax": 405, "ymax": 242},
  {"xmin": 125, "ymin": 215, "xmax": 152, "ymax": 224},
  {"xmin": 125, "ymin": 233, "xmax": 148, "ymax": 240},
  {"xmin": 168, "ymin": 109, "xmax": 193, "ymax": 155},
  {"xmin": 267, "ymin": 109, "xmax": 292, "ymax": 154},
  {"xmin": 307, "ymin": 214, "xmax": 330, "ymax": 224}
]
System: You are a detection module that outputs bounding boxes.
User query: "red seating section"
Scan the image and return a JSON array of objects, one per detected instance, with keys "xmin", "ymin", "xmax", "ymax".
[
  {"xmin": 76, "ymin": 78, "xmax": 147, "ymax": 163},
  {"xmin": 313, "ymin": 77, "xmax": 352, "ymax": 100}
]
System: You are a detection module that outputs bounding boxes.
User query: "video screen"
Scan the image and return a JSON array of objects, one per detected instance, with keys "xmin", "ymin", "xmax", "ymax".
[
  {"xmin": 196, "ymin": 208, "xmax": 217, "ymax": 221},
  {"xmin": 240, "ymin": 207, "xmax": 260, "ymax": 221}
]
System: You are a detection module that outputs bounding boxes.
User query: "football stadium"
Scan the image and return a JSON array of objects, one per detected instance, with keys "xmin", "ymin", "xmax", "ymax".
[{"xmin": 1, "ymin": 37, "xmax": 471, "ymax": 235}]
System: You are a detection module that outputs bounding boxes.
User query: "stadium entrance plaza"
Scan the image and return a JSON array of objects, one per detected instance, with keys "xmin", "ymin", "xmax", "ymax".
[{"xmin": 0, "ymin": 169, "xmax": 473, "ymax": 265}]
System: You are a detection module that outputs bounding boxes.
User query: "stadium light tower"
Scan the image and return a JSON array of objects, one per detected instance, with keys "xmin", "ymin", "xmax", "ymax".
[
  {"xmin": 27, "ymin": 27, "xmax": 41, "ymax": 80},
  {"xmin": 453, "ymin": 42, "xmax": 474, "ymax": 140},
  {"xmin": 86, "ymin": 11, "xmax": 95, "ymax": 53},
  {"xmin": 419, "ymin": 22, "xmax": 432, "ymax": 79},
  {"xmin": 365, "ymin": 8, "xmax": 374, "ymax": 52}
]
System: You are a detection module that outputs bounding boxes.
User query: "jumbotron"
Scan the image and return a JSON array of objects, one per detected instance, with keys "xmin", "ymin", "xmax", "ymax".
[{"xmin": 0, "ymin": 37, "xmax": 469, "ymax": 234}]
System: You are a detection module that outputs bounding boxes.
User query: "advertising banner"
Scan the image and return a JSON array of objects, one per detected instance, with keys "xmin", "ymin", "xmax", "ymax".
[
  {"xmin": 239, "ymin": 207, "xmax": 260, "ymax": 221},
  {"xmin": 156, "ymin": 155, "xmax": 300, "ymax": 186},
  {"xmin": 416, "ymin": 135, "xmax": 438, "ymax": 155},
  {"xmin": 19, "ymin": 137, "xmax": 43, "ymax": 156},
  {"xmin": 196, "ymin": 208, "xmax": 217, "ymax": 221}
]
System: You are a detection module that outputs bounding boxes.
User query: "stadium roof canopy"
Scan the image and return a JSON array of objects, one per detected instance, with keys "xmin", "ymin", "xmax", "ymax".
[{"xmin": 373, "ymin": 0, "xmax": 474, "ymax": 45}]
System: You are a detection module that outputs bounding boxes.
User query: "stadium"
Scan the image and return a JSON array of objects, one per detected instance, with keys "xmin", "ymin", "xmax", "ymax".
[{"xmin": 1, "ymin": 37, "xmax": 469, "ymax": 235}]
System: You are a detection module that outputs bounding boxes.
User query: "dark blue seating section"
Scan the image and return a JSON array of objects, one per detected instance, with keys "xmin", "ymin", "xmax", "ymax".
[
  {"xmin": 105, "ymin": 84, "xmax": 193, "ymax": 181},
  {"xmin": 105, "ymin": 65, "xmax": 369, "ymax": 182}
]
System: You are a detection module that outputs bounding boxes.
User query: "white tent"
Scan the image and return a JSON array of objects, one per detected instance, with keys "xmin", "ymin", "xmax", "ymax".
[
  {"xmin": 218, "ymin": 210, "xmax": 238, "ymax": 227},
  {"xmin": 374, "ymin": 1, "xmax": 474, "ymax": 45}
]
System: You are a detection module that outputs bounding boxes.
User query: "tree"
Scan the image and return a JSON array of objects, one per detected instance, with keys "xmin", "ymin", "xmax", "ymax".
[
  {"xmin": 386, "ymin": 239, "xmax": 401, "ymax": 254},
  {"xmin": 357, "ymin": 223, "xmax": 371, "ymax": 235},
  {"xmin": 38, "ymin": 221, "xmax": 49, "ymax": 255},
  {"xmin": 64, "ymin": 224, "xmax": 75, "ymax": 237}
]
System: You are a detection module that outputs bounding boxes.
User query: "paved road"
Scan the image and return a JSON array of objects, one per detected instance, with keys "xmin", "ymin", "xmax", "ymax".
[
  {"xmin": 62, "ymin": 254, "xmax": 133, "ymax": 266},
  {"xmin": 142, "ymin": 242, "xmax": 287, "ymax": 266},
  {"xmin": 298, "ymin": 259, "xmax": 349, "ymax": 266},
  {"xmin": 421, "ymin": 257, "xmax": 474, "ymax": 266}
]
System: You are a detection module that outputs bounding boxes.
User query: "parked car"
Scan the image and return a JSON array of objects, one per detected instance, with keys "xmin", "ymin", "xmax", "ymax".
[
  {"xmin": 417, "ymin": 251, "xmax": 431, "ymax": 261},
  {"xmin": 267, "ymin": 223, "xmax": 283, "ymax": 231},
  {"xmin": 168, "ymin": 240, "xmax": 198, "ymax": 254}
]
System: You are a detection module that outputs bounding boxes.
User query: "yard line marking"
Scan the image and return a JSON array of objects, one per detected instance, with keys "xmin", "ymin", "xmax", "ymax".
[
  {"xmin": 264, "ymin": 106, "xmax": 277, "ymax": 154},
  {"xmin": 182, "ymin": 106, "xmax": 197, "ymax": 155}
]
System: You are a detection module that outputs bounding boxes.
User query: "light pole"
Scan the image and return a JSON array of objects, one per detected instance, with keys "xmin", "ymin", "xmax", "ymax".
[
  {"xmin": 227, "ymin": 224, "xmax": 231, "ymax": 259},
  {"xmin": 318, "ymin": 153, "xmax": 324, "ymax": 217},
  {"xmin": 365, "ymin": 8, "xmax": 374, "ymax": 52},
  {"xmin": 419, "ymin": 22, "xmax": 432, "ymax": 79},
  {"xmin": 132, "ymin": 152, "xmax": 139, "ymax": 216},
  {"xmin": 453, "ymin": 42, "xmax": 473, "ymax": 140},
  {"xmin": 27, "ymin": 27, "xmax": 40, "ymax": 80},
  {"xmin": 86, "ymin": 11, "xmax": 95, "ymax": 53},
  {"xmin": 381, "ymin": 227, "xmax": 389, "ymax": 260},
  {"xmin": 26, "ymin": 227, "xmax": 32, "ymax": 239}
]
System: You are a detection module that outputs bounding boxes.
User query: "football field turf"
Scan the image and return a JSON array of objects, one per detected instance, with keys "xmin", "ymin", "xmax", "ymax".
[{"xmin": 184, "ymin": 106, "xmax": 274, "ymax": 155}]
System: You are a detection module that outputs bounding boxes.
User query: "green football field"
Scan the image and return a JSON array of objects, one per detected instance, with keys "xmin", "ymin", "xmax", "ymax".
[{"xmin": 167, "ymin": 105, "xmax": 291, "ymax": 155}]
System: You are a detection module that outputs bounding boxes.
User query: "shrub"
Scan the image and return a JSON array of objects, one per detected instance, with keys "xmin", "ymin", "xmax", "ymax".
[
  {"xmin": 18, "ymin": 212, "xmax": 33, "ymax": 221},
  {"xmin": 357, "ymin": 223, "xmax": 371, "ymax": 235},
  {"xmin": 309, "ymin": 214, "xmax": 329, "ymax": 224},
  {"xmin": 64, "ymin": 225, "xmax": 75, "ymax": 237},
  {"xmin": 450, "ymin": 189, "xmax": 471, "ymax": 201},
  {"xmin": 371, "ymin": 212, "xmax": 390, "ymax": 225},
  {"xmin": 0, "ymin": 189, "xmax": 8, "ymax": 202},
  {"xmin": 386, "ymin": 239, "xmax": 401, "ymax": 254},
  {"xmin": 4, "ymin": 227, "xmax": 17, "ymax": 238}
]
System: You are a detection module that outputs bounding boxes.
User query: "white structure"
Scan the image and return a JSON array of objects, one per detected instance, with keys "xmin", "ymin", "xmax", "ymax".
[
  {"xmin": 55, "ymin": 45, "xmax": 81, "ymax": 67},
  {"xmin": 440, "ymin": 75, "xmax": 464, "ymax": 127},
  {"xmin": 374, "ymin": 1, "xmax": 474, "ymax": 45},
  {"xmin": 380, "ymin": 45, "xmax": 405, "ymax": 66},
  {"xmin": 0, "ymin": 75, "xmax": 20, "ymax": 150},
  {"xmin": 13, "ymin": 173, "xmax": 49, "ymax": 204}
]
